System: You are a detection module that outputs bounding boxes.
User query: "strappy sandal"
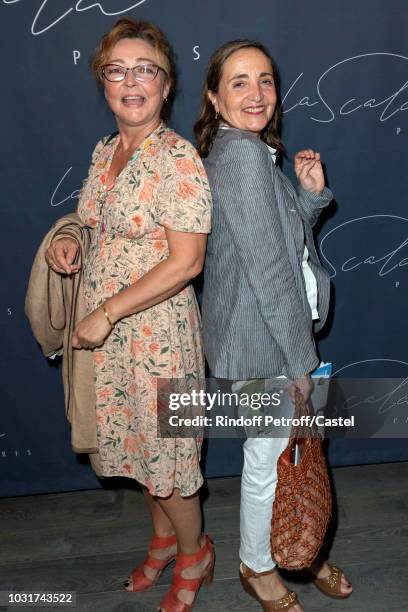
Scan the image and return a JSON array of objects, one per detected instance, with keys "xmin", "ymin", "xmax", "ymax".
[
  {"xmin": 239, "ymin": 563, "xmax": 301, "ymax": 611},
  {"xmin": 312, "ymin": 563, "xmax": 352, "ymax": 599},
  {"xmin": 124, "ymin": 533, "xmax": 177, "ymax": 592},
  {"xmin": 158, "ymin": 534, "xmax": 215, "ymax": 611}
]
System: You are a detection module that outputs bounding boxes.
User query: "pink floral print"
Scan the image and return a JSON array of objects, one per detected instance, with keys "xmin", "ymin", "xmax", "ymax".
[{"xmin": 77, "ymin": 123, "xmax": 211, "ymax": 497}]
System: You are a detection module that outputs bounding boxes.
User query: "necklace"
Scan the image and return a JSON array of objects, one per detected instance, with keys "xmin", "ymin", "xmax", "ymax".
[
  {"xmin": 96, "ymin": 174, "xmax": 114, "ymax": 235},
  {"xmin": 95, "ymin": 136, "xmax": 155, "ymax": 246}
]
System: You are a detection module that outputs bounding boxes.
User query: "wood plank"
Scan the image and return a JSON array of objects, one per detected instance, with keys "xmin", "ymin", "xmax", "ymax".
[
  {"xmin": 7, "ymin": 558, "xmax": 406, "ymax": 612},
  {"xmin": 2, "ymin": 461, "xmax": 406, "ymax": 530},
  {"xmin": 1, "ymin": 463, "xmax": 408, "ymax": 612},
  {"xmin": 2, "ymin": 494, "xmax": 408, "ymax": 568}
]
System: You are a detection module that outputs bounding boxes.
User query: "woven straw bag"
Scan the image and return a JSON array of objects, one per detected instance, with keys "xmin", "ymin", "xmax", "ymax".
[{"xmin": 271, "ymin": 391, "xmax": 332, "ymax": 570}]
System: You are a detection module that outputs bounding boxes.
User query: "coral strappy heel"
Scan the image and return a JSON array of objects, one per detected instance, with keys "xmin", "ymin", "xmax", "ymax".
[
  {"xmin": 158, "ymin": 534, "xmax": 215, "ymax": 611},
  {"xmin": 125, "ymin": 533, "xmax": 177, "ymax": 592}
]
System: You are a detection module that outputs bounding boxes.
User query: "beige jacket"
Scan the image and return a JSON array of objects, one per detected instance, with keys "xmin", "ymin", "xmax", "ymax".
[{"xmin": 25, "ymin": 213, "xmax": 98, "ymax": 455}]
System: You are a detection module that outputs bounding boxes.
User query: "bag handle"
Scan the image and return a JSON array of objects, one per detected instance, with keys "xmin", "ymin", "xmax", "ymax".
[{"xmin": 281, "ymin": 388, "xmax": 321, "ymax": 466}]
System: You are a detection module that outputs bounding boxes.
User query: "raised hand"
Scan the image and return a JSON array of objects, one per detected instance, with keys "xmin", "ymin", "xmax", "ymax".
[{"xmin": 294, "ymin": 149, "xmax": 325, "ymax": 195}]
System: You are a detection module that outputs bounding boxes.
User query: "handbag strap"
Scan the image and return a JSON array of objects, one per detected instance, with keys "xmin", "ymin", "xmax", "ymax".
[{"xmin": 289, "ymin": 387, "xmax": 320, "ymax": 446}]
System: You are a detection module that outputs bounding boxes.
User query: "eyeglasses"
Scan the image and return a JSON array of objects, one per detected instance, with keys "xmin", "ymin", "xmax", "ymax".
[{"xmin": 101, "ymin": 63, "xmax": 166, "ymax": 83}]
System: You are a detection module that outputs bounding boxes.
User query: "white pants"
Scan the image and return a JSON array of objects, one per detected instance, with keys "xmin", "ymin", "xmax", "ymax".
[
  {"xmin": 239, "ymin": 435, "xmax": 289, "ymax": 572},
  {"xmin": 238, "ymin": 380, "xmax": 293, "ymax": 573}
]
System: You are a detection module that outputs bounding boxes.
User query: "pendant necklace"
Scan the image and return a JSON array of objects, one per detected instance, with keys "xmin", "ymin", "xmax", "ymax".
[
  {"xmin": 95, "ymin": 136, "xmax": 154, "ymax": 249},
  {"xmin": 96, "ymin": 173, "xmax": 114, "ymax": 236}
]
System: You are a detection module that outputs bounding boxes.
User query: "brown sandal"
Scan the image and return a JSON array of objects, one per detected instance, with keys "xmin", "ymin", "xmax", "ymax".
[
  {"xmin": 239, "ymin": 563, "xmax": 301, "ymax": 611},
  {"xmin": 312, "ymin": 563, "xmax": 352, "ymax": 599}
]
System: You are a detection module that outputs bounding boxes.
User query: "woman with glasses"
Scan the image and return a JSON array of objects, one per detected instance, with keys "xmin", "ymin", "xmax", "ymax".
[{"xmin": 45, "ymin": 18, "xmax": 213, "ymax": 612}]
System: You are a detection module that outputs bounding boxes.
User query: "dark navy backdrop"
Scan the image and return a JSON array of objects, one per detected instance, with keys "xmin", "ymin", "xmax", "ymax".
[{"xmin": 1, "ymin": 0, "xmax": 408, "ymax": 497}]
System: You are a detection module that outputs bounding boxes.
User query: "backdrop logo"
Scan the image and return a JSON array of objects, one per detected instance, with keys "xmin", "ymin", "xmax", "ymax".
[
  {"xmin": 0, "ymin": 430, "xmax": 33, "ymax": 459},
  {"xmin": 50, "ymin": 166, "xmax": 80, "ymax": 207},
  {"xmin": 3, "ymin": 0, "xmax": 148, "ymax": 36},
  {"xmin": 333, "ymin": 358, "xmax": 408, "ymax": 377},
  {"xmin": 332, "ymin": 359, "xmax": 408, "ymax": 425},
  {"xmin": 282, "ymin": 52, "xmax": 408, "ymax": 123},
  {"xmin": 320, "ymin": 215, "xmax": 408, "ymax": 279}
]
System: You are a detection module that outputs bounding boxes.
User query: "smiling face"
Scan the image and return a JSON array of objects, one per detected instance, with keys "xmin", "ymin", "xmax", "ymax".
[
  {"xmin": 208, "ymin": 47, "xmax": 277, "ymax": 135},
  {"xmin": 103, "ymin": 37, "xmax": 170, "ymax": 132}
]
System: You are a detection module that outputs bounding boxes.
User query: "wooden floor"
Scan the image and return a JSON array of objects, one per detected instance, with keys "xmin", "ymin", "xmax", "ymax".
[{"xmin": 1, "ymin": 462, "xmax": 408, "ymax": 611}]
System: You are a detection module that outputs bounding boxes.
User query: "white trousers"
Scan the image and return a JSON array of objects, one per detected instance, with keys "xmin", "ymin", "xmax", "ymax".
[
  {"xmin": 239, "ymin": 435, "xmax": 289, "ymax": 572},
  {"xmin": 238, "ymin": 380, "xmax": 293, "ymax": 573}
]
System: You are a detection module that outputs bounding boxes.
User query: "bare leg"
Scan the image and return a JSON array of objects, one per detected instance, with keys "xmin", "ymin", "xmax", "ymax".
[
  {"xmin": 143, "ymin": 487, "xmax": 175, "ymax": 538},
  {"xmin": 126, "ymin": 488, "xmax": 211, "ymax": 606},
  {"xmin": 157, "ymin": 489, "xmax": 202, "ymax": 552},
  {"xmin": 125, "ymin": 487, "xmax": 177, "ymax": 590},
  {"xmin": 157, "ymin": 489, "xmax": 212, "ymax": 607}
]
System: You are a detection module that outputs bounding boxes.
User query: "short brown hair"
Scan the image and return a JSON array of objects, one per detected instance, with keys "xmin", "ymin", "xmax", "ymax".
[
  {"xmin": 194, "ymin": 40, "xmax": 284, "ymax": 158},
  {"xmin": 91, "ymin": 18, "xmax": 176, "ymax": 119}
]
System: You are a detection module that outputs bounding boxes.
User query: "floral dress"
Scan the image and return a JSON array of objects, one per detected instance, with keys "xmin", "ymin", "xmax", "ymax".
[{"xmin": 77, "ymin": 123, "xmax": 212, "ymax": 497}]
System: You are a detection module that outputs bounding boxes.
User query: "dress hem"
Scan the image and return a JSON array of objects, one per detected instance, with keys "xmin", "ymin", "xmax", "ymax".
[{"xmin": 94, "ymin": 468, "xmax": 204, "ymax": 498}]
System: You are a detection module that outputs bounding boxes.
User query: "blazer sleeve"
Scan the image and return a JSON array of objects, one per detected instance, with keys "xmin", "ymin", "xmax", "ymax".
[
  {"xmin": 215, "ymin": 138, "xmax": 318, "ymax": 379},
  {"xmin": 277, "ymin": 168, "xmax": 333, "ymax": 228},
  {"xmin": 297, "ymin": 185, "xmax": 333, "ymax": 227}
]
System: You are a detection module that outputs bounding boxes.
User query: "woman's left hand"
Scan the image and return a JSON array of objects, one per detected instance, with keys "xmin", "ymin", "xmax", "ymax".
[
  {"xmin": 72, "ymin": 307, "xmax": 112, "ymax": 350},
  {"xmin": 294, "ymin": 149, "xmax": 325, "ymax": 194}
]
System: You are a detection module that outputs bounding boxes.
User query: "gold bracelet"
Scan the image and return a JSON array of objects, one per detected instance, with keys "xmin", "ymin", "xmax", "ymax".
[{"xmin": 102, "ymin": 302, "xmax": 114, "ymax": 329}]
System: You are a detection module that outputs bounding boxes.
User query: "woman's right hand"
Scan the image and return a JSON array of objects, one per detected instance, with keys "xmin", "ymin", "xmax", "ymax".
[
  {"xmin": 45, "ymin": 237, "xmax": 81, "ymax": 275},
  {"xmin": 290, "ymin": 374, "xmax": 314, "ymax": 403}
]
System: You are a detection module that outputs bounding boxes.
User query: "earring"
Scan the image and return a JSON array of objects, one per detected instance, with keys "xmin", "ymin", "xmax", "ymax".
[{"xmin": 215, "ymin": 111, "xmax": 219, "ymax": 120}]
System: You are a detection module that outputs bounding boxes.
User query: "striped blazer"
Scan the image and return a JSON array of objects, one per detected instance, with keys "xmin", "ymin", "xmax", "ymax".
[{"xmin": 202, "ymin": 128, "xmax": 332, "ymax": 380}]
